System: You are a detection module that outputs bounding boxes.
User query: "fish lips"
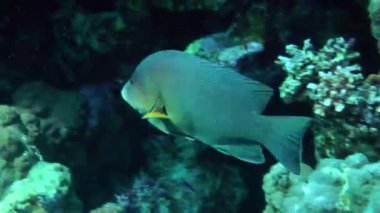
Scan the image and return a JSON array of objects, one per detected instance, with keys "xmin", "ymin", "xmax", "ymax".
[
  {"xmin": 121, "ymin": 82, "xmax": 143, "ymax": 113},
  {"xmin": 120, "ymin": 82, "xmax": 130, "ymax": 103}
]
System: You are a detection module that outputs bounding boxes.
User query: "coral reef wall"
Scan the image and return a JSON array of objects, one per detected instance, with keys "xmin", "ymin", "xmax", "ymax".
[
  {"xmin": 262, "ymin": 1, "xmax": 380, "ymax": 212},
  {"xmin": 0, "ymin": 105, "xmax": 82, "ymax": 212},
  {"xmin": 276, "ymin": 37, "xmax": 380, "ymax": 161},
  {"xmin": 1, "ymin": 0, "xmax": 380, "ymax": 212},
  {"xmin": 369, "ymin": 0, "xmax": 380, "ymax": 53}
]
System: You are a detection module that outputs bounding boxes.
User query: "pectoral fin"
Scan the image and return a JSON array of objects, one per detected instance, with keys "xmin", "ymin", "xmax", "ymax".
[
  {"xmin": 142, "ymin": 98, "xmax": 169, "ymax": 119},
  {"xmin": 142, "ymin": 111, "xmax": 169, "ymax": 119}
]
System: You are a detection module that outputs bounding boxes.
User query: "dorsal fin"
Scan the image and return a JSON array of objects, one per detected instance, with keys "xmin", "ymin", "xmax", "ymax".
[{"xmin": 192, "ymin": 55, "xmax": 274, "ymax": 113}]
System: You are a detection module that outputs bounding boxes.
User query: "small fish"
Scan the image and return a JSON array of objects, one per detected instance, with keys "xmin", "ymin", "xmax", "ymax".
[
  {"xmin": 181, "ymin": 180, "xmax": 198, "ymax": 194},
  {"xmin": 121, "ymin": 50, "xmax": 311, "ymax": 174}
]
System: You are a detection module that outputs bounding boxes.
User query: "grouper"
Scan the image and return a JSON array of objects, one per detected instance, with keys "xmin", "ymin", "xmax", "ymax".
[{"xmin": 121, "ymin": 50, "xmax": 311, "ymax": 174}]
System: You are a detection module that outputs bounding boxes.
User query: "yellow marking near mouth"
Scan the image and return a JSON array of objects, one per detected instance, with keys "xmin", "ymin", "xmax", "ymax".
[{"xmin": 142, "ymin": 111, "xmax": 169, "ymax": 119}]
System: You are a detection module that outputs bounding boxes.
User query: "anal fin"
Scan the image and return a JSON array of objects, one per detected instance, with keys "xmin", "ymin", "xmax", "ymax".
[{"xmin": 211, "ymin": 139, "xmax": 265, "ymax": 164}]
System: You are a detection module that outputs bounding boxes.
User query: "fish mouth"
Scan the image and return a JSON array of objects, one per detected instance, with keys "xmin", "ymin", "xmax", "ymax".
[
  {"xmin": 121, "ymin": 85, "xmax": 146, "ymax": 115},
  {"xmin": 120, "ymin": 84, "xmax": 129, "ymax": 102}
]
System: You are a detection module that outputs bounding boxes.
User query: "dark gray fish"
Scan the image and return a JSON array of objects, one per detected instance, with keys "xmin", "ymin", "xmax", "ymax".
[{"xmin": 121, "ymin": 50, "xmax": 311, "ymax": 174}]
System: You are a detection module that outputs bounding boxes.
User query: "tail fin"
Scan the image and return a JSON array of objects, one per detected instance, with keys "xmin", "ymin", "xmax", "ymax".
[{"xmin": 255, "ymin": 115, "xmax": 311, "ymax": 175}]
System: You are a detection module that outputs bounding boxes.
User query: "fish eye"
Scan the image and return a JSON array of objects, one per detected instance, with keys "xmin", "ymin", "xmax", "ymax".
[
  {"xmin": 129, "ymin": 76, "xmax": 139, "ymax": 85},
  {"xmin": 129, "ymin": 78, "xmax": 135, "ymax": 85}
]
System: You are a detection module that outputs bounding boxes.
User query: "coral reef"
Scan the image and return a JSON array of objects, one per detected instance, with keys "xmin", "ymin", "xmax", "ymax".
[
  {"xmin": 276, "ymin": 37, "xmax": 380, "ymax": 161},
  {"xmin": 230, "ymin": 3, "xmax": 267, "ymax": 44},
  {"xmin": 185, "ymin": 29, "xmax": 264, "ymax": 67},
  {"xmin": 121, "ymin": 0, "xmax": 227, "ymax": 12},
  {"xmin": 112, "ymin": 174, "xmax": 198, "ymax": 212},
  {"xmin": 9, "ymin": 81, "xmax": 135, "ymax": 210},
  {"xmin": 276, "ymin": 37, "xmax": 360, "ymax": 104},
  {"xmin": 11, "ymin": 81, "xmax": 93, "ymax": 172},
  {"xmin": 52, "ymin": 6, "xmax": 128, "ymax": 83},
  {"xmin": 90, "ymin": 202, "xmax": 124, "ymax": 213},
  {"xmin": 0, "ymin": 105, "xmax": 82, "ymax": 212},
  {"xmin": 91, "ymin": 136, "xmax": 247, "ymax": 213},
  {"xmin": 1, "ymin": 0, "xmax": 379, "ymax": 212},
  {"xmin": 368, "ymin": 0, "xmax": 380, "ymax": 52},
  {"xmin": 155, "ymin": 0, "xmax": 227, "ymax": 11},
  {"xmin": 0, "ymin": 105, "xmax": 41, "ymax": 197},
  {"xmin": 263, "ymin": 153, "xmax": 380, "ymax": 213},
  {"xmin": 184, "ymin": 2, "xmax": 268, "ymax": 76},
  {"xmin": 141, "ymin": 136, "xmax": 247, "ymax": 213},
  {"xmin": 12, "ymin": 81, "xmax": 86, "ymax": 146},
  {"xmin": 79, "ymin": 82, "xmax": 116, "ymax": 129},
  {"xmin": 0, "ymin": 162, "xmax": 80, "ymax": 212},
  {"xmin": 183, "ymin": 1, "xmax": 267, "ymax": 64}
]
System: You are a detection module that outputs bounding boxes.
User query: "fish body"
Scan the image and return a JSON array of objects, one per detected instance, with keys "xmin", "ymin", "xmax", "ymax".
[{"xmin": 121, "ymin": 50, "xmax": 311, "ymax": 174}]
